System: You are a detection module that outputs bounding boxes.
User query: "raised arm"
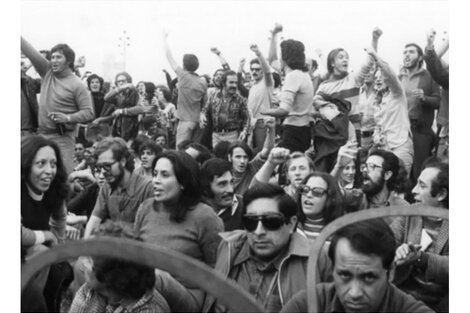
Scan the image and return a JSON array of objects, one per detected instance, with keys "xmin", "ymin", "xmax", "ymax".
[
  {"xmin": 366, "ymin": 48, "xmax": 403, "ymax": 97},
  {"xmin": 250, "ymin": 147, "xmax": 290, "ymax": 188},
  {"xmin": 354, "ymin": 27, "xmax": 382, "ymax": 84},
  {"xmin": 210, "ymin": 47, "xmax": 231, "ymax": 70},
  {"xmin": 162, "ymin": 30, "xmax": 179, "ymax": 72},
  {"xmin": 267, "ymin": 23, "xmax": 283, "ymax": 72},
  {"xmin": 435, "ymin": 31, "xmax": 449, "ymax": 59},
  {"xmin": 21, "ymin": 37, "xmax": 50, "ymax": 78},
  {"xmin": 250, "ymin": 44, "xmax": 273, "ymax": 87},
  {"xmin": 424, "ymin": 29, "xmax": 449, "ymax": 89},
  {"xmin": 237, "ymin": 58, "xmax": 249, "ymax": 98},
  {"xmin": 259, "ymin": 118, "xmax": 276, "ymax": 159}
]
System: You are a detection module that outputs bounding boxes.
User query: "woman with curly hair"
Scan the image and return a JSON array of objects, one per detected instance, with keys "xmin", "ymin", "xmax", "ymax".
[
  {"xmin": 296, "ymin": 172, "xmax": 344, "ymax": 240},
  {"xmin": 21, "ymin": 135, "xmax": 69, "ymax": 289}
]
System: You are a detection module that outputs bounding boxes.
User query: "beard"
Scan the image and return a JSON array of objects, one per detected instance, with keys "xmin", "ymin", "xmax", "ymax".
[
  {"xmin": 108, "ymin": 164, "xmax": 125, "ymax": 189},
  {"xmin": 362, "ymin": 173, "xmax": 385, "ymax": 197}
]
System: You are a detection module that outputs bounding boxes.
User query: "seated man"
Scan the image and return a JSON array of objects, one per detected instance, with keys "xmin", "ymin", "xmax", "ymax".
[
  {"xmin": 200, "ymin": 158, "xmax": 244, "ymax": 231},
  {"xmin": 69, "ymin": 221, "xmax": 170, "ymax": 313},
  {"xmin": 202, "ymin": 183, "xmax": 331, "ymax": 313},
  {"xmin": 391, "ymin": 160, "xmax": 449, "ymax": 312},
  {"xmin": 281, "ymin": 219, "xmax": 433, "ymax": 313}
]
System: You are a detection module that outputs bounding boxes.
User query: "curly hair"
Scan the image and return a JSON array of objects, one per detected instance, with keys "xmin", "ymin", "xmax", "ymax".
[
  {"xmin": 21, "ymin": 135, "xmax": 69, "ymax": 215},
  {"xmin": 280, "ymin": 39, "xmax": 307, "ymax": 71},
  {"xmin": 296, "ymin": 172, "xmax": 344, "ymax": 225},
  {"xmin": 94, "ymin": 137, "xmax": 135, "ymax": 172},
  {"xmin": 114, "ymin": 72, "xmax": 133, "ymax": 86},
  {"xmin": 92, "ymin": 221, "xmax": 156, "ymax": 300},
  {"xmin": 143, "ymin": 82, "xmax": 156, "ymax": 102},
  {"xmin": 86, "ymin": 74, "xmax": 104, "ymax": 92},
  {"xmin": 151, "ymin": 151, "xmax": 202, "ymax": 222},
  {"xmin": 368, "ymin": 149, "xmax": 411, "ymax": 193}
]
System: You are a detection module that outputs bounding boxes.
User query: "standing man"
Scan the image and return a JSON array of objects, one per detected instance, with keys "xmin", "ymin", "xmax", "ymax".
[
  {"xmin": 246, "ymin": 44, "xmax": 274, "ymax": 150},
  {"xmin": 21, "ymin": 37, "xmax": 95, "ymax": 174},
  {"xmin": 391, "ymin": 161, "xmax": 449, "ymax": 312},
  {"xmin": 21, "ymin": 53, "xmax": 40, "ymax": 137},
  {"xmin": 200, "ymin": 70, "xmax": 250, "ymax": 147},
  {"xmin": 162, "ymin": 30, "xmax": 207, "ymax": 146},
  {"xmin": 398, "ymin": 43, "xmax": 440, "ymax": 183}
]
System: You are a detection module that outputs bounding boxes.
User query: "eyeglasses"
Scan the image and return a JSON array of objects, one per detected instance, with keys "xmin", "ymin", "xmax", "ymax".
[
  {"xmin": 360, "ymin": 162, "xmax": 383, "ymax": 172},
  {"xmin": 242, "ymin": 214, "xmax": 286, "ymax": 232},
  {"xmin": 94, "ymin": 160, "xmax": 118, "ymax": 173},
  {"xmin": 250, "ymin": 67, "xmax": 262, "ymax": 72},
  {"xmin": 298, "ymin": 184, "xmax": 328, "ymax": 197},
  {"xmin": 116, "ymin": 80, "xmax": 127, "ymax": 84}
]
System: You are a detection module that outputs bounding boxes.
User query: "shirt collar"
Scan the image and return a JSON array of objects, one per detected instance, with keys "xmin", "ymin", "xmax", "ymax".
[{"xmin": 217, "ymin": 195, "xmax": 239, "ymax": 217}]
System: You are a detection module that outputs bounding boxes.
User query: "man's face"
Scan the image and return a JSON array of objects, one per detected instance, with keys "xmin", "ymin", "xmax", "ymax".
[
  {"xmin": 89, "ymin": 78, "xmax": 101, "ymax": 92},
  {"xmin": 140, "ymin": 149, "xmax": 156, "ymax": 170},
  {"xmin": 209, "ymin": 171, "xmax": 234, "ymax": 209},
  {"xmin": 250, "ymin": 63, "xmax": 263, "ymax": 82},
  {"xmin": 246, "ymin": 197, "xmax": 296, "ymax": 261},
  {"xmin": 155, "ymin": 135, "xmax": 166, "ymax": 147},
  {"xmin": 412, "ymin": 167, "xmax": 442, "ymax": 207},
  {"xmin": 287, "ymin": 157, "xmax": 312, "ymax": 188},
  {"xmin": 332, "ymin": 51, "xmax": 349, "ymax": 75},
  {"xmin": 95, "ymin": 149, "xmax": 125, "ymax": 187},
  {"xmin": 361, "ymin": 155, "xmax": 386, "ymax": 197},
  {"xmin": 403, "ymin": 45, "xmax": 422, "ymax": 69},
  {"xmin": 50, "ymin": 50, "xmax": 68, "ymax": 73},
  {"xmin": 334, "ymin": 238, "xmax": 388, "ymax": 313},
  {"xmin": 116, "ymin": 75, "xmax": 128, "ymax": 88},
  {"xmin": 224, "ymin": 74, "xmax": 238, "ymax": 95},
  {"xmin": 74, "ymin": 143, "xmax": 85, "ymax": 160},
  {"xmin": 228, "ymin": 147, "xmax": 249, "ymax": 174}
]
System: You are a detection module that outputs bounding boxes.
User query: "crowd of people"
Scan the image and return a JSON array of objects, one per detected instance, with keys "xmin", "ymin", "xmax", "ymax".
[{"xmin": 21, "ymin": 23, "xmax": 449, "ymax": 312}]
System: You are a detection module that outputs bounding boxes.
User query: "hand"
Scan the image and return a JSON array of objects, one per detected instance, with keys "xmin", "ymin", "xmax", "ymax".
[
  {"xmin": 395, "ymin": 242, "xmax": 422, "ymax": 266},
  {"xmin": 210, "ymin": 47, "xmax": 221, "ymax": 55},
  {"xmin": 48, "ymin": 112, "xmax": 69, "ymax": 124},
  {"xmin": 318, "ymin": 103, "xmax": 340, "ymax": 121},
  {"xmin": 372, "ymin": 27, "xmax": 383, "ymax": 40},
  {"xmin": 250, "ymin": 44, "xmax": 260, "ymax": 55},
  {"xmin": 271, "ymin": 23, "xmax": 283, "ymax": 35},
  {"xmin": 238, "ymin": 131, "xmax": 247, "ymax": 142},
  {"xmin": 67, "ymin": 212, "xmax": 86, "ymax": 225},
  {"xmin": 412, "ymin": 89, "xmax": 425, "ymax": 101},
  {"xmin": 66, "ymin": 225, "xmax": 81, "ymax": 241},
  {"xmin": 119, "ymin": 83, "xmax": 133, "ymax": 91},
  {"xmin": 162, "ymin": 69, "xmax": 168, "ymax": 74},
  {"xmin": 44, "ymin": 231, "xmax": 58, "ymax": 247},
  {"xmin": 336, "ymin": 141, "xmax": 358, "ymax": 168},
  {"xmin": 112, "ymin": 109, "xmax": 123, "ymax": 117},
  {"xmin": 268, "ymin": 147, "xmax": 290, "ymax": 165},
  {"xmin": 239, "ymin": 58, "xmax": 246, "ymax": 72},
  {"xmin": 199, "ymin": 113, "xmax": 207, "ymax": 128},
  {"xmin": 441, "ymin": 30, "xmax": 449, "ymax": 45},
  {"xmin": 426, "ymin": 28, "xmax": 437, "ymax": 47},
  {"xmin": 264, "ymin": 117, "xmax": 276, "ymax": 130},
  {"xmin": 364, "ymin": 47, "xmax": 378, "ymax": 60}
]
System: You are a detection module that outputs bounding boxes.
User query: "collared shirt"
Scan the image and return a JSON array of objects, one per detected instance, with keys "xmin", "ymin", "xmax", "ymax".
[
  {"xmin": 204, "ymin": 90, "xmax": 250, "ymax": 133},
  {"xmin": 91, "ymin": 171, "xmax": 154, "ymax": 223}
]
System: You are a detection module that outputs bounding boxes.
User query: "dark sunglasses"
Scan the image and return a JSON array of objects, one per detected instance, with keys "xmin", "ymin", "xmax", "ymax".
[
  {"xmin": 298, "ymin": 184, "xmax": 328, "ymax": 198},
  {"xmin": 94, "ymin": 160, "xmax": 118, "ymax": 173},
  {"xmin": 250, "ymin": 67, "xmax": 262, "ymax": 72},
  {"xmin": 242, "ymin": 214, "xmax": 286, "ymax": 232}
]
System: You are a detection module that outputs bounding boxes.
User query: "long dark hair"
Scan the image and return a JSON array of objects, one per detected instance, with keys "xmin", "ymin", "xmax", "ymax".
[
  {"xmin": 21, "ymin": 135, "xmax": 68, "ymax": 213},
  {"xmin": 151, "ymin": 150, "xmax": 201, "ymax": 222},
  {"xmin": 296, "ymin": 172, "xmax": 344, "ymax": 225}
]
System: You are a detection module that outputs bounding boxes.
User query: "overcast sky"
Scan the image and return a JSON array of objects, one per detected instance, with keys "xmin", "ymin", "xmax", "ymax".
[{"xmin": 21, "ymin": 0, "xmax": 448, "ymax": 83}]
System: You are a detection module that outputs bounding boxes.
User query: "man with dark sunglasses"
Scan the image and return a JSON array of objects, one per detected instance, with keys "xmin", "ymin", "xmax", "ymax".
[{"xmin": 202, "ymin": 183, "xmax": 331, "ymax": 313}]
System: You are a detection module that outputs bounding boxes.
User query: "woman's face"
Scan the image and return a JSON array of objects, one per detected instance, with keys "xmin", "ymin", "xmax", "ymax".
[
  {"xmin": 89, "ymin": 78, "xmax": 101, "ymax": 92},
  {"xmin": 29, "ymin": 146, "xmax": 57, "ymax": 194},
  {"xmin": 341, "ymin": 160, "xmax": 356, "ymax": 185},
  {"xmin": 152, "ymin": 158, "xmax": 182, "ymax": 203},
  {"xmin": 301, "ymin": 176, "xmax": 328, "ymax": 218},
  {"xmin": 137, "ymin": 82, "xmax": 146, "ymax": 95},
  {"xmin": 287, "ymin": 157, "xmax": 312, "ymax": 188}
]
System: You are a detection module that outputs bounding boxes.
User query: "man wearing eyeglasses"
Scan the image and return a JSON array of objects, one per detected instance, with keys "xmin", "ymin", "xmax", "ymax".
[
  {"xmin": 246, "ymin": 44, "xmax": 274, "ymax": 150},
  {"xmin": 202, "ymin": 183, "xmax": 331, "ymax": 313},
  {"xmin": 340, "ymin": 149, "xmax": 410, "ymax": 222}
]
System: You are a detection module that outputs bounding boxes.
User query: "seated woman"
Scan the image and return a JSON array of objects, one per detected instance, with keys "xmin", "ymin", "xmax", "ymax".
[
  {"xmin": 250, "ymin": 147, "xmax": 315, "ymax": 199},
  {"xmin": 21, "ymin": 136, "xmax": 68, "ymax": 279},
  {"xmin": 134, "ymin": 150, "xmax": 224, "ymax": 267},
  {"xmin": 296, "ymin": 172, "xmax": 344, "ymax": 241},
  {"xmin": 69, "ymin": 221, "xmax": 170, "ymax": 313}
]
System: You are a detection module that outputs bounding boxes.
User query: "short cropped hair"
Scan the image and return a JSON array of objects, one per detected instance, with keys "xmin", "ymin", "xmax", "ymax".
[
  {"xmin": 183, "ymin": 54, "xmax": 199, "ymax": 72},
  {"xmin": 404, "ymin": 43, "xmax": 424, "ymax": 68},
  {"xmin": 221, "ymin": 70, "xmax": 238, "ymax": 87},
  {"xmin": 51, "ymin": 43, "xmax": 75, "ymax": 70},
  {"xmin": 422, "ymin": 160, "xmax": 449, "ymax": 208},
  {"xmin": 243, "ymin": 183, "xmax": 298, "ymax": 220},
  {"xmin": 328, "ymin": 219, "xmax": 396, "ymax": 270}
]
